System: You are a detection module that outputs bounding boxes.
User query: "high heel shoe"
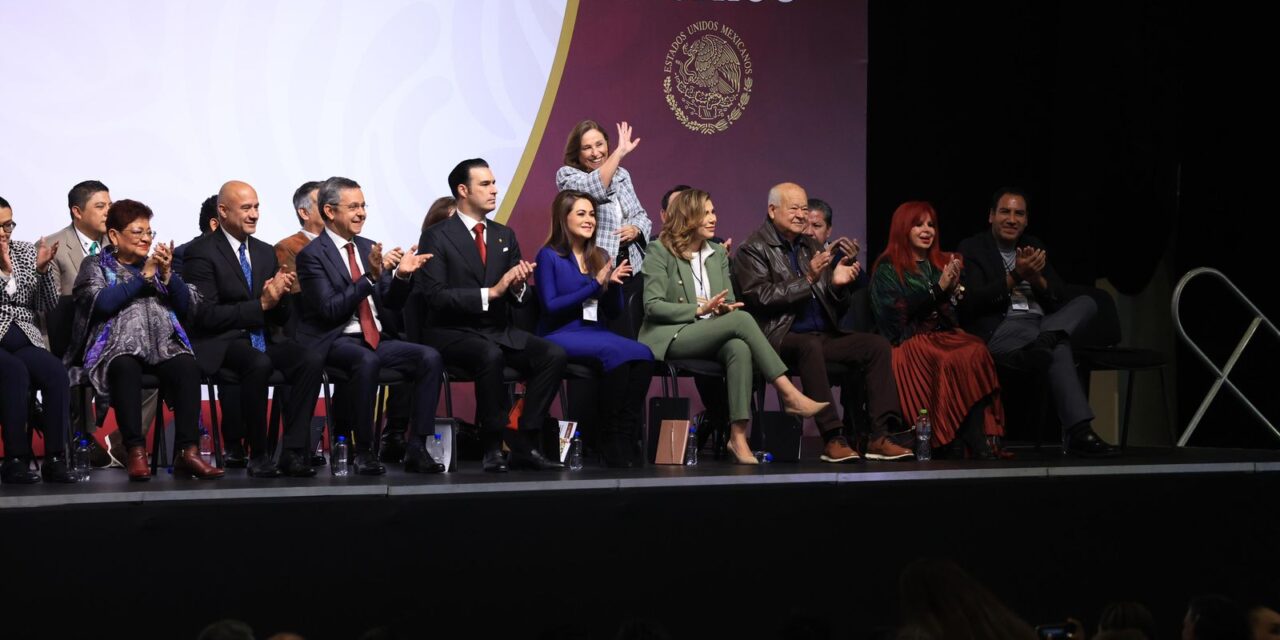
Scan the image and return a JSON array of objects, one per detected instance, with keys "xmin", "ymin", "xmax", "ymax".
[
  {"xmin": 726, "ymin": 439, "xmax": 758, "ymax": 465},
  {"xmin": 781, "ymin": 394, "xmax": 829, "ymax": 419}
]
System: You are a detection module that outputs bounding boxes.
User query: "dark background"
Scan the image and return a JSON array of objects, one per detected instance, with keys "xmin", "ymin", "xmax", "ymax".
[{"xmin": 867, "ymin": 0, "xmax": 1277, "ymax": 449}]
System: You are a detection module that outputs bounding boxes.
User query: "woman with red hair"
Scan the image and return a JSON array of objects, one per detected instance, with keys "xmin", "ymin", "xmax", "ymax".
[{"xmin": 870, "ymin": 201, "xmax": 1003, "ymax": 458}]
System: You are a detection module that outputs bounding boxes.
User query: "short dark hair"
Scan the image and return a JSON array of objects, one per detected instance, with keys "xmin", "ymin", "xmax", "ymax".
[
  {"xmin": 808, "ymin": 198, "xmax": 832, "ymax": 225},
  {"xmin": 292, "ymin": 180, "xmax": 322, "ymax": 226},
  {"xmin": 106, "ymin": 199, "xmax": 153, "ymax": 232},
  {"xmin": 0, "ymin": 195, "xmax": 10, "ymax": 210},
  {"xmin": 448, "ymin": 159, "xmax": 489, "ymax": 198},
  {"xmin": 661, "ymin": 184, "xmax": 692, "ymax": 212},
  {"xmin": 198, "ymin": 194, "xmax": 218, "ymax": 233},
  {"xmin": 990, "ymin": 186, "xmax": 1029, "ymax": 211},
  {"xmin": 68, "ymin": 180, "xmax": 109, "ymax": 213},
  {"xmin": 317, "ymin": 177, "xmax": 361, "ymax": 221}
]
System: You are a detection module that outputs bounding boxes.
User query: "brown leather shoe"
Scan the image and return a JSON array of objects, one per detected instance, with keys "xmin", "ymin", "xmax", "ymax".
[
  {"xmin": 174, "ymin": 445, "xmax": 225, "ymax": 479},
  {"xmin": 125, "ymin": 445, "xmax": 151, "ymax": 481}
]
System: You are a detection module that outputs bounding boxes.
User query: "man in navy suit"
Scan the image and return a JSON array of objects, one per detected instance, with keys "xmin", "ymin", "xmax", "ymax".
[
  {"xmin": 414, "ymin": 159, "xmax": 566, "ymax": 472},
  {"xmin": 182, "ymin": 181, "xmax": 326, "ymax": 477},
  {"xmin": 295, "ymin": 176, "xmax": 444, "ymax": 475}
]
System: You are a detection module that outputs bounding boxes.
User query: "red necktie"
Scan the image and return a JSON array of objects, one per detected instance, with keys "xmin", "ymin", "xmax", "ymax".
[
  {"xmin": 345, "ymin": 242, "xmax": 380, "ymax": 349},
  {"xmin": 473, "ymin": 222, "xmax": 486, "ymax": 266}
]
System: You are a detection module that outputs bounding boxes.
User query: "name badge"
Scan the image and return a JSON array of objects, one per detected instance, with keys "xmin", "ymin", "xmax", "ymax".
[
  {"xmin": 1011, "ymin": 287, "xmax": 1031, "ymax": 311},
  {"xmin": 583, "ymin": 298, "xmax": 599, "ymax": 322}
]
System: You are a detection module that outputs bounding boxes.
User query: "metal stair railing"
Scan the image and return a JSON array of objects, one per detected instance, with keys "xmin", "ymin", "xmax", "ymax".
[{"xmin": 1171, "ymin": 267, "xmax": 1280, "ymax": 445}]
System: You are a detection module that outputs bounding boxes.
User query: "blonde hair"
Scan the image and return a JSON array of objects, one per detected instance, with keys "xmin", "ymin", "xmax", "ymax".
[{"xmin": 659, "ymin": 188, "xmax": 712, "ymax": 260}]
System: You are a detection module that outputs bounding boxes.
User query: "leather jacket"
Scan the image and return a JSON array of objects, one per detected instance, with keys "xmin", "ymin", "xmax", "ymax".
[{"xmin": 733, "ymin": 221, "xmax": 850, "ymax": 351}]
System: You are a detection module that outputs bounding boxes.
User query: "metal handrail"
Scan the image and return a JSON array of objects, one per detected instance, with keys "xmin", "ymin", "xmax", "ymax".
[{"xmin": 1171, "ymin": 267, "xmax": 1280, "ymax": 445}]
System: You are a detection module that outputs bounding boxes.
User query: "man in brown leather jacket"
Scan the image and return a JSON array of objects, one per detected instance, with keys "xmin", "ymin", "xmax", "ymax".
[{"xmin": 734, "ymin": 183, "xmax": 912, "ymax": 461}]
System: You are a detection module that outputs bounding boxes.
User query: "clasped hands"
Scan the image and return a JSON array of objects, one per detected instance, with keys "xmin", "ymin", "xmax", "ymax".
[{"xmin": 696, "ymin": 289, "xmax": 743, "ymax": 317}]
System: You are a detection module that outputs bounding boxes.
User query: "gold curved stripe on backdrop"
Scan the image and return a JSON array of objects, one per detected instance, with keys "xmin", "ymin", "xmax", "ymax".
[{"xmin": 495, "ymin": 0, "xmax": 580, "ymax": 225}]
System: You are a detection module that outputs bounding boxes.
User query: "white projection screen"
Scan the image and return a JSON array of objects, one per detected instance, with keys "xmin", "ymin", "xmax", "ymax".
[{"xmin": 0, "ymin": 0, "xmax": 567, "ymax": 246}]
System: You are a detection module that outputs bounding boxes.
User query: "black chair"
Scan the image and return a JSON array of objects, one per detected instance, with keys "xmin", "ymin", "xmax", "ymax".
[{"xmin": 1070, "ymin": 286, "xmax": 1172, "ymax": 449}]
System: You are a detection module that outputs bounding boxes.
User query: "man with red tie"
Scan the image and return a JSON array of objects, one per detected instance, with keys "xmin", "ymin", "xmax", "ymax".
[
  {"xmin": 295, "ymin": 176, "xmax": 445, "ymax": 475},
  {"xmin": 414, "ymin": 159, "xmax": 566, "ymax": 472}
]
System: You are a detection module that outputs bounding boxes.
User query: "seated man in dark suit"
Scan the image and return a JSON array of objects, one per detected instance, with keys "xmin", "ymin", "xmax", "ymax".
[
  {"xmin": 957, "ymin": 187, "xmax": 1117, "ymax": 457},
  {"xmin": 415, "ymin": 159, "xmax": 566, "ymax": 472},
  {"xmin": 182, "ymin": 181, "xmax": 326, "ymax": 477},
  {"xmin": 296, "ymin": 176, "xmax": 445, "ymax": 475},
  {"xmin": 175, "ymin": 192, "xmax": 250, "ymax": 467}
]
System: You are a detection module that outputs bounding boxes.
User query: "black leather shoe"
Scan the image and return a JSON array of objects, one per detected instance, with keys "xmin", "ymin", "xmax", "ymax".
[
  {"xmin": 404, "ymin": 443, "xmax": 445, "ymax": 474},
  {"xmin": 508, "ymin": 448, "xmax": 565, "ymax": 471},
  {"xmin": 224, "ymin": 442, "xmax": 249, "ymax": 469},
  {"xmin": 482, "ymin": 448, "xmax": 508, "ymax": 473},
  {"xmin": 247, "ymin": 455, "xmax": 282, "ymax": 478},
  {"xmin": 309, "ymin": 451, "xmax": 326, "ymax": 466},
  {"xmin": 278, "ymin": 450, "xmax": 317, "ymax": 478},
  {"xmin": 380, "ymin": 429, "xmax": 407, "ymax": 464},
  {"xmin": 41, "ymin": 454, "xmax": 78, "ymax": 483},
  {"xmin": 1, "ymin": 457, "xmax": 40, "ymax": 484},
  {"xmin": 353, "ymin": 451, "xmax": 386, "ymax": 476},
  {"xmin": 1065, "ymin": 426, "xmax": 1120, "ymax": 458}
]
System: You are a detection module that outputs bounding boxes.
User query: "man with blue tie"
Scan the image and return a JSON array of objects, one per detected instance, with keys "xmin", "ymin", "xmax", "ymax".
[
  {"xmin": 415, "ymin": 159, "xmax": 566, "ymax": 472},
  {"xmin": 182, "ymin": 181, "xmax": 326, "ymax": 477},
  {"xmin": 295, "ymin": 176, "xmax": 445, "ymax": 475}
]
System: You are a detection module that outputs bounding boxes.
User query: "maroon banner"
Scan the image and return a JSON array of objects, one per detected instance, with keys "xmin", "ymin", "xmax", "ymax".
[{"xmin": 506, "ymin": 0, "xmax": 868, "ymax": 256}]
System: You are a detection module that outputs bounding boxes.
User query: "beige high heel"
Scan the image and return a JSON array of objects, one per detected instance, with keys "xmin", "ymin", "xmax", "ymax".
[
  {"xmin": 782, "ymin": 394, "xmax": 829, "ymax": 418},
  {"xmin": 726, "ymin": 438, "xmax": 759, "ymax": 465}
]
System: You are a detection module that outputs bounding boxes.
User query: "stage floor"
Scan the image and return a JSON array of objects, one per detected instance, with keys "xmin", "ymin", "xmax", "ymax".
[{"xmin": 5, "ymin": 443, "xmax": 1279, "ymax": 511}]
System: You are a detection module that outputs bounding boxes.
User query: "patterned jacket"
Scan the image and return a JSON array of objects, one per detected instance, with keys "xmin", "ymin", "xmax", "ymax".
[{"xmin": 0, "ymin": 240, "xmax": 60, "ymax": 349}]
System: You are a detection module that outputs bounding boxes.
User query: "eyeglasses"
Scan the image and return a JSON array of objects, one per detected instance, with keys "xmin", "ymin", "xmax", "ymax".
[
  {"xmin": 0, "ymin": 221, "xmax": 16, "ymax": 232},
  {"xmin": 123, "ymin": 227, "xmax": 157, "ymax": 239},
  {"xmin": 331, "ymin": 203, "xmax": 369, "ymax": 213}
]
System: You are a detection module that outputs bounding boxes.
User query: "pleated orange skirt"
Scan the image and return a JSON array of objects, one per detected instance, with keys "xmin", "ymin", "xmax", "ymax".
[{"xmin": 891, "ymin": 329, "xmax": 1004, "ymax": 445}]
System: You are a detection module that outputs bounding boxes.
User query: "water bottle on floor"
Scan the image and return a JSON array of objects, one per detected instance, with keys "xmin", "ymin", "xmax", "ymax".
[
  {"xmin": 753, "ymin": 451, "xmax": 773, "ymax": 463},
  {"xmin": 331, "ymin": 435, "xmax": 351, "ymax": 477},
  {"xmin": 684, "ymin": 427, "xmax": 698, "ymax": 466},
  {"xmin": 72, "ymin": 438, "xmax": 91, "ymax": 482},
  {"xmin": 915, "ymin": 409, "xmax": 932, "ymax": 461},
  {"xmin": 428, "ymin": 433, "xmax": 445, "ymax": 466},
  {"xmin": 568, "ymin": 431, "xmax": 584, "ymax": 471}
]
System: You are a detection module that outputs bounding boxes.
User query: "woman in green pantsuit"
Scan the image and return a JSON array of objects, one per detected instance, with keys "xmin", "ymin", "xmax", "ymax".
[{"xmin": 639, "ymin": 189, "xmax": 827, "ymax": 464}]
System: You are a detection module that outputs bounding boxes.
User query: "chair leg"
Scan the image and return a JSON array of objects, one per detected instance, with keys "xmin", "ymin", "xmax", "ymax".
[
  {"xmin": 373, "ymin": 385, "xmax": 387, "ymax": 457},
  {"xmin": 319, "ymin": 376, "xmax": 334, "ymax": 456},
  {"xmin": 1159, "ymin": 367, "xmax": 1176, "ymax": 446},
  {"xmin": 207, "ymin": 381, "xmax": 224, "ymax": 468},
  {"xmin": 151, "ymin": 397, "xmax": 167, "ymax": 475},
  {"xmin": 1120, "ymin": 369, "xmax": 1137, "ymax": 451},
  {"xmin": 442, "ymin": 372, "xmax": 453, "ymax": 418},
  {"xmin": 267, "ymin": 388, "xmax": 284, "ymax": 460}
]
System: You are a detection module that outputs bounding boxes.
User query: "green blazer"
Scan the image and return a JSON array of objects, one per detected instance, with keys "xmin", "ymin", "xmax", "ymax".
[{"xmin": 638, "ymin": 240, "xmax": 734, "ymax": 361}]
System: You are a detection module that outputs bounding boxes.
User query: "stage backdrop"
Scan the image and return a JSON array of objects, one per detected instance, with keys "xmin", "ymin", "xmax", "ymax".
[
  {"xmin": 0, "ymin": 0, "xmax": 867, "ymax": 453},
  {"xmin": 502, "ymin": 0, "xmax": 869, "ymax": 255},
  {"xmin": 2, "ymin": 0, "xmax": 866, "ymax": 256}
]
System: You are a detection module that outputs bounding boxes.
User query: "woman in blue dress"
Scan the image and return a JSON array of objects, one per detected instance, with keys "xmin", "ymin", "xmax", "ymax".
[{"xmin": 535, "ymin": 189, "xmax": 653, "ymax": 467}]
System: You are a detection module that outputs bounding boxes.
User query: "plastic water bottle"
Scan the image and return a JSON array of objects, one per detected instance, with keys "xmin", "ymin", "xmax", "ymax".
[
  {"xmin": 754, "ymin": 451, "xmax": 773, "ymax": 463},
  {"xmin": 567, "ymin": 431, "xmax": 584, "ymax": 471},
  {"xmin": 331, "ymin": 435, "xmax": 351, "ymax": 477},
  {"xmin": 684, "ymin": 427, "xmax": 699, "ymax": 466},
  {"xmin": 428, "ymin": 433, "xmax": 445, "ymax": 466},
  {"xmin": 915, "ymin": 409, "xmax": 932, "ymax": 461},
  {"xmin": 72, "ymin": 439, "xmax": 91, "ymax": 482},
  {"xmin": 198, "ymin": 428, "xmax": 214, "ymax": 465}
]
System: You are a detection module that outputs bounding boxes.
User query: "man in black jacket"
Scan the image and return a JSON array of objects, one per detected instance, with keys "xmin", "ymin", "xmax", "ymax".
[
  {"xmin": 735, "ymin": 182, "xmax": 912, "ymax": 462},
  {"xmin": 957, "ymin": 187, "xmax": 1116, "ymax": 457}
]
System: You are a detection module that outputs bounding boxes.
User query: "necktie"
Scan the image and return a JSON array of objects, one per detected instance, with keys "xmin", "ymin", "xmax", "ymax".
[
  {"xmin": 345, "ymin": 242, "xmax": 380, "ymax": 349},
  {"xmin": 473, "ymin": 223, "xmax": 486, "ymax": 266},
  {"xmin": 88, "ymin": 241, "xmax": 99, "ymax": 256},
  {"xmin": 238, "ymin": 243, "xmax": 266, "ymax": 352}
]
